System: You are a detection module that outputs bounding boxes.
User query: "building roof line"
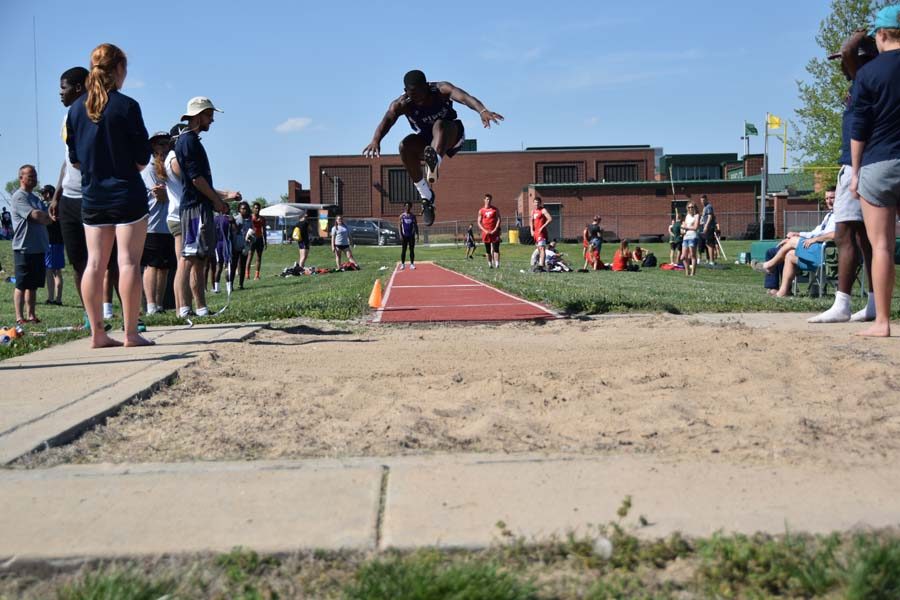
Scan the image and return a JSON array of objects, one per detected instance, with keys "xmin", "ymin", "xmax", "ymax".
[{"xmin": 531, "ymin": 178, "xmax": 760, "ymax": 188}]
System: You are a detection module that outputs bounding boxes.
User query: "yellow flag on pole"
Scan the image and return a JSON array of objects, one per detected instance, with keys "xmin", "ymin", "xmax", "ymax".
[{"xmin": 767, "ymin": 114, "xmax": 782, "ymax": 129}]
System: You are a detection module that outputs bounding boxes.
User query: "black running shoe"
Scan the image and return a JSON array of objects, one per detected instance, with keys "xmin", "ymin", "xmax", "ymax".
[
  {"xmin": 423, "ymin": 146, "xmax": 439, "ymax": 184},
  {"xmin": 422, "ymin": 196, "xmax": 435, "ymax": 227}
]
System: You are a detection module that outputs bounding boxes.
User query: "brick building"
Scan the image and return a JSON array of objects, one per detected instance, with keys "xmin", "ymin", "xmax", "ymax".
[{"xmin": 302, "ymin": 146, "xmax": 772, "ymax": 241}]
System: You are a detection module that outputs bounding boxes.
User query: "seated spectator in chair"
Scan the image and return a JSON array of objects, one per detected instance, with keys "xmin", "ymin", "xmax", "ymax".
[
  {"xmin": 770, "ymin": 234, "xmax": 834, "ymax": 298},
  {"xmin": 754, "ymin": 190, "xmax": 835, "ymax": 274},
  {"xmin": 612, "ymin": 240, "xmax": 639, "ymax": 272}
]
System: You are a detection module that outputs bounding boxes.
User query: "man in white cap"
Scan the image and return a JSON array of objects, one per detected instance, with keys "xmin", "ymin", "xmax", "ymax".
[{"xmin": 174, "ymin": 97, "xmax": 241, "ymax": 318}]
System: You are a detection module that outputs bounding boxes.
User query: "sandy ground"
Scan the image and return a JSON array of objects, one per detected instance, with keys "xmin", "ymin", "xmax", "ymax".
[{"xmin": 18, "ymin": 314, "xmax": 900, "ymax": 469}]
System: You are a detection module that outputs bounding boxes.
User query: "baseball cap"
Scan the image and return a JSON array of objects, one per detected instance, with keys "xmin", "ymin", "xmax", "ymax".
[
  {"xmin": 829, "ymin": 31, "xmax": 879, "ymax": 59},
  {"xmin": 180, "ymin": 96, "xmax": 223, "ymax": 121},
  {"xmin": 149, "ymin": 130, "xmax": 170, "ymax": 142},
  {"xmin": 869, "ymin": 4, "xmax": 900, "ymax": 36}
]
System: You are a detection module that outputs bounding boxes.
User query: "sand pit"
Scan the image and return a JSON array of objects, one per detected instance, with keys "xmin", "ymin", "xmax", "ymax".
[{"xmin": 19, "ymin": 314, "xmax": 900, "ymax": 468}]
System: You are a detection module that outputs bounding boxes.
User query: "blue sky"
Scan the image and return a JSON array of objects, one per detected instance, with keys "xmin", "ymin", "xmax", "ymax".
[{"xmin": 0, "ymin": 0, "xmax": 831, "ymax": 207}]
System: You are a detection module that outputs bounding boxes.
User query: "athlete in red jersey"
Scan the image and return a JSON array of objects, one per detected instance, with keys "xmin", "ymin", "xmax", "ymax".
[
  {"xmin": 530, "ymin": 196, "xmax": 553, "ymax": 271},
  {"xmin": 477, "ymin": 194, "xmax": 502, "ymax": 268}
]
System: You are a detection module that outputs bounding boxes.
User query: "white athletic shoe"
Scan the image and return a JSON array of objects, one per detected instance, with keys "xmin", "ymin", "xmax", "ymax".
[
  {"xmin": 195, "ymin": 306, "xmax": 210, "ymax": 317},
  {"xmin": 410, "ymin": 264, "xmax": 416, "ymax": 270},
  {"xmin": 102, "ymin": 303, "xmax": 114, "ymax": 320},
  {"xmin": 398, "ymin": 264, "xmax": 405, "ymax": 271}
]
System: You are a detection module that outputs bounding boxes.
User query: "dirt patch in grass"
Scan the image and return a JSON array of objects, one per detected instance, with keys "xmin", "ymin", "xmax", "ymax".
[{"xmin": 16, "ymin": 313, "xmax": 900, "ymax": 469}]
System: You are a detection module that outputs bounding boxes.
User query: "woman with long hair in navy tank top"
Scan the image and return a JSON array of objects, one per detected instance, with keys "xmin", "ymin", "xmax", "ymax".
[
  {"xmin": 363, "ymin": 70, "xmax": 504, "ymax": 227},
  {"xmin": 398, "ymin": 202, "xmax": 419, "ymax": 270},
  {"xmin": 66, "ymin": 43, "xmax": 153, "ymax": 348}
]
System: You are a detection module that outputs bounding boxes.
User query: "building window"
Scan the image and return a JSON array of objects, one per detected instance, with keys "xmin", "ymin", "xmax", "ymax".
[
  {"xmin": 542, "ymin": 164, "xmax": 579, "ymax": 183},
  {"xmin": 319, "ymin": 166, "xmax": 371, "ymax": 215},
  {"xmin": 385, "ymin": 168, "xmax": 419, "ymax": 205},
  {"xmin": 603, "ymin": 163, "xmax": 639, "ymax": 182},
  {"xmin": 672, "ymin": 165, "xmax": 721, "ymax": 180}
]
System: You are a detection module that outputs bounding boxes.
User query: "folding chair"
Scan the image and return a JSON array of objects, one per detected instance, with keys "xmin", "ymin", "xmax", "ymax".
[{"xmin": 792, "ymin": 241, "xmax": 833, "ymax": 298}]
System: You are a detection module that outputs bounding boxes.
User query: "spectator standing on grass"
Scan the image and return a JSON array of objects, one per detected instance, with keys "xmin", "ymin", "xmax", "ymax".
[
  {"xmin": 584, "ymin": 216, "xmax": 603, "ymax": 270},
  {"xmin": 140, "ymin": 132, "xmax": 177, "ymax": 315},
  {"xmin": 49, "ymin": 65, "xmax": 120, "ymax": 325},
  {"xmin": 293, "ymin": 211, "xmax": 311, "ymax": 270},
  {"xmin": 700, "ymin": 195, "xmax": 717, "ymax": 265},
  {"xmin": 331, "ymin": 215, "xmax": 357, "ymax": 269},
  {"xmin": 464, "ymin": 224, "xmax": 476, "ymax": 259},
  {"xmin": 211, "ymin": 212, "xmax": 232, "ymax": 294},
  {"xmin": 530, "ymin": 196, "xmax": 552, "ymax": 271},
  {"xmin": 477, "ymin": 193, "xmax": 501, "ymax": 268},
  {"xmin": 11, "ymin": 165, "xmax": 50, "ymax": 324},
  {"xmin": 175, "ymin": 96, "xmax": 242, "ymax": 319},
  {"xmin": 66, "ymin": 44, "xmax": 153, "ymax": 348},
  {"xmin": 668, "ymin": 213, "xmax": 683, "ymax": 266},
  {"xmin": 1, "ymin": 207, "xmax": 12, "ymax": 239},
  {"xmin": 247, "ymin": 201, "xmax": 266, "ymax": 280},
  {"xmin": 850, "ymin": 5, "xmax": 900, "ymax": 337},
  {"xmin": 231, "ymin": 201, "xmax": 252, "ymax": 290},
  {"xmin": 681, "ymin": 203, "xmax": 700, "ymax": 276},
  {"xmin": 810, "ymin": 31, "xmax": 877, "ymax": 323},
  {"xmin": 41, "ymin": 185, "xmax": 65, "ymax": 305},
  {"xmin": 398, "ymin": 202, "xmax": 419, "ymax": 270},
  {"xmin": 162, "ymin": 123, "xmax": 189, "ymax": 314}
]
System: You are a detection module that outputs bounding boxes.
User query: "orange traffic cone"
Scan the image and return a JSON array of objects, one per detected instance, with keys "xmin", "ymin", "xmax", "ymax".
[{"xmin": 368, "ymin": 279, "xmax": 383, "ymax": 309}]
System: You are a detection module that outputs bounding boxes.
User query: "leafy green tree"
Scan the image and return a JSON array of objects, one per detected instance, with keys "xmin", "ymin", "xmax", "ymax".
[
  {"xmin": 254, "ymin": 196, "xmax": 268, "ymax": 208},
  {"xmin": 795, "ymin": 0, "xmax": 886, "ymax": 185},
  {"xmin": 5, "ymin": 179, "xmax": 19, "ymax": 195}
]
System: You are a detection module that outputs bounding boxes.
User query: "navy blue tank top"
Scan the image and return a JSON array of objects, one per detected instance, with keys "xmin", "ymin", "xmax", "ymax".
[{"xmin": 403, "ymin": 83, "xmax": 458, "ymax": 134}]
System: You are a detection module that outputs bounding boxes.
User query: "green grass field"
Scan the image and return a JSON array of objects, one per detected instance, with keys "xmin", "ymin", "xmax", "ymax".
[
  {"xmin": 2, "ymin": 239, "xmax": 897, "ymax": 359},
  {"xmin": 4, "ymin": 526, "xmax": 899, "ymax": 599}
]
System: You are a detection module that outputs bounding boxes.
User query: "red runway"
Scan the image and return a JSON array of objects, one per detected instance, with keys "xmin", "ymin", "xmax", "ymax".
[{"xmin": 374, "ymin": 262, "xmax": 558, "ymax": 323}]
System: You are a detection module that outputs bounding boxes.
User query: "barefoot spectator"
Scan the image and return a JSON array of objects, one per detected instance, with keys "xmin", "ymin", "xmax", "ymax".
[
  {"xmin": 140, "ymin": 131, "xmax": 177, "ymax": 315},
  {"xmin": 11, "ymin": 165, "xmax": 50, "ymax": 324},
  {"xmin": 850, "ymin": 5, "xmax": 900, "ymax": 337},
  {"xmin": 41, "ymin": 184, "xmax": 65, "ymax": 305},
  {"xmin": 175, "ymin": 97, "xmax": 241, "ymax": 318},
  {"xmin": 810, "ymin": 32, "xmax": 877, "ymax": 323},
  {"xmin": 331, "ymin": 215, "xmax": 357, "ymax": 269},
  {"xmin": 681, "ymin": 203, "xmax": 700, "ymax": 276},
  {"xmin": 66, "ymin": 44, "xmax": 153, "ymax": 348},
  {"xmin": 247, "ymin": 201, "xmax": 266, "ymax": 280},
  {"xmin": 754, "ymin": 192, "xmax": 835, "ymax": 275}
]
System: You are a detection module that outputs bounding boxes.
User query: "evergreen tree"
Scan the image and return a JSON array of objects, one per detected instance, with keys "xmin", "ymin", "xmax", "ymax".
[{"xmin": 795, "ymin": 0, "xmax": 886, "ymax": 180}]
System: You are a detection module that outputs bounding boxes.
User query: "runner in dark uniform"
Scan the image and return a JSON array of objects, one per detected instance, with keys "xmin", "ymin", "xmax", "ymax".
[{"xmin": 363, "ymin": 69, "xmax": 503, "ymax": 226}]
